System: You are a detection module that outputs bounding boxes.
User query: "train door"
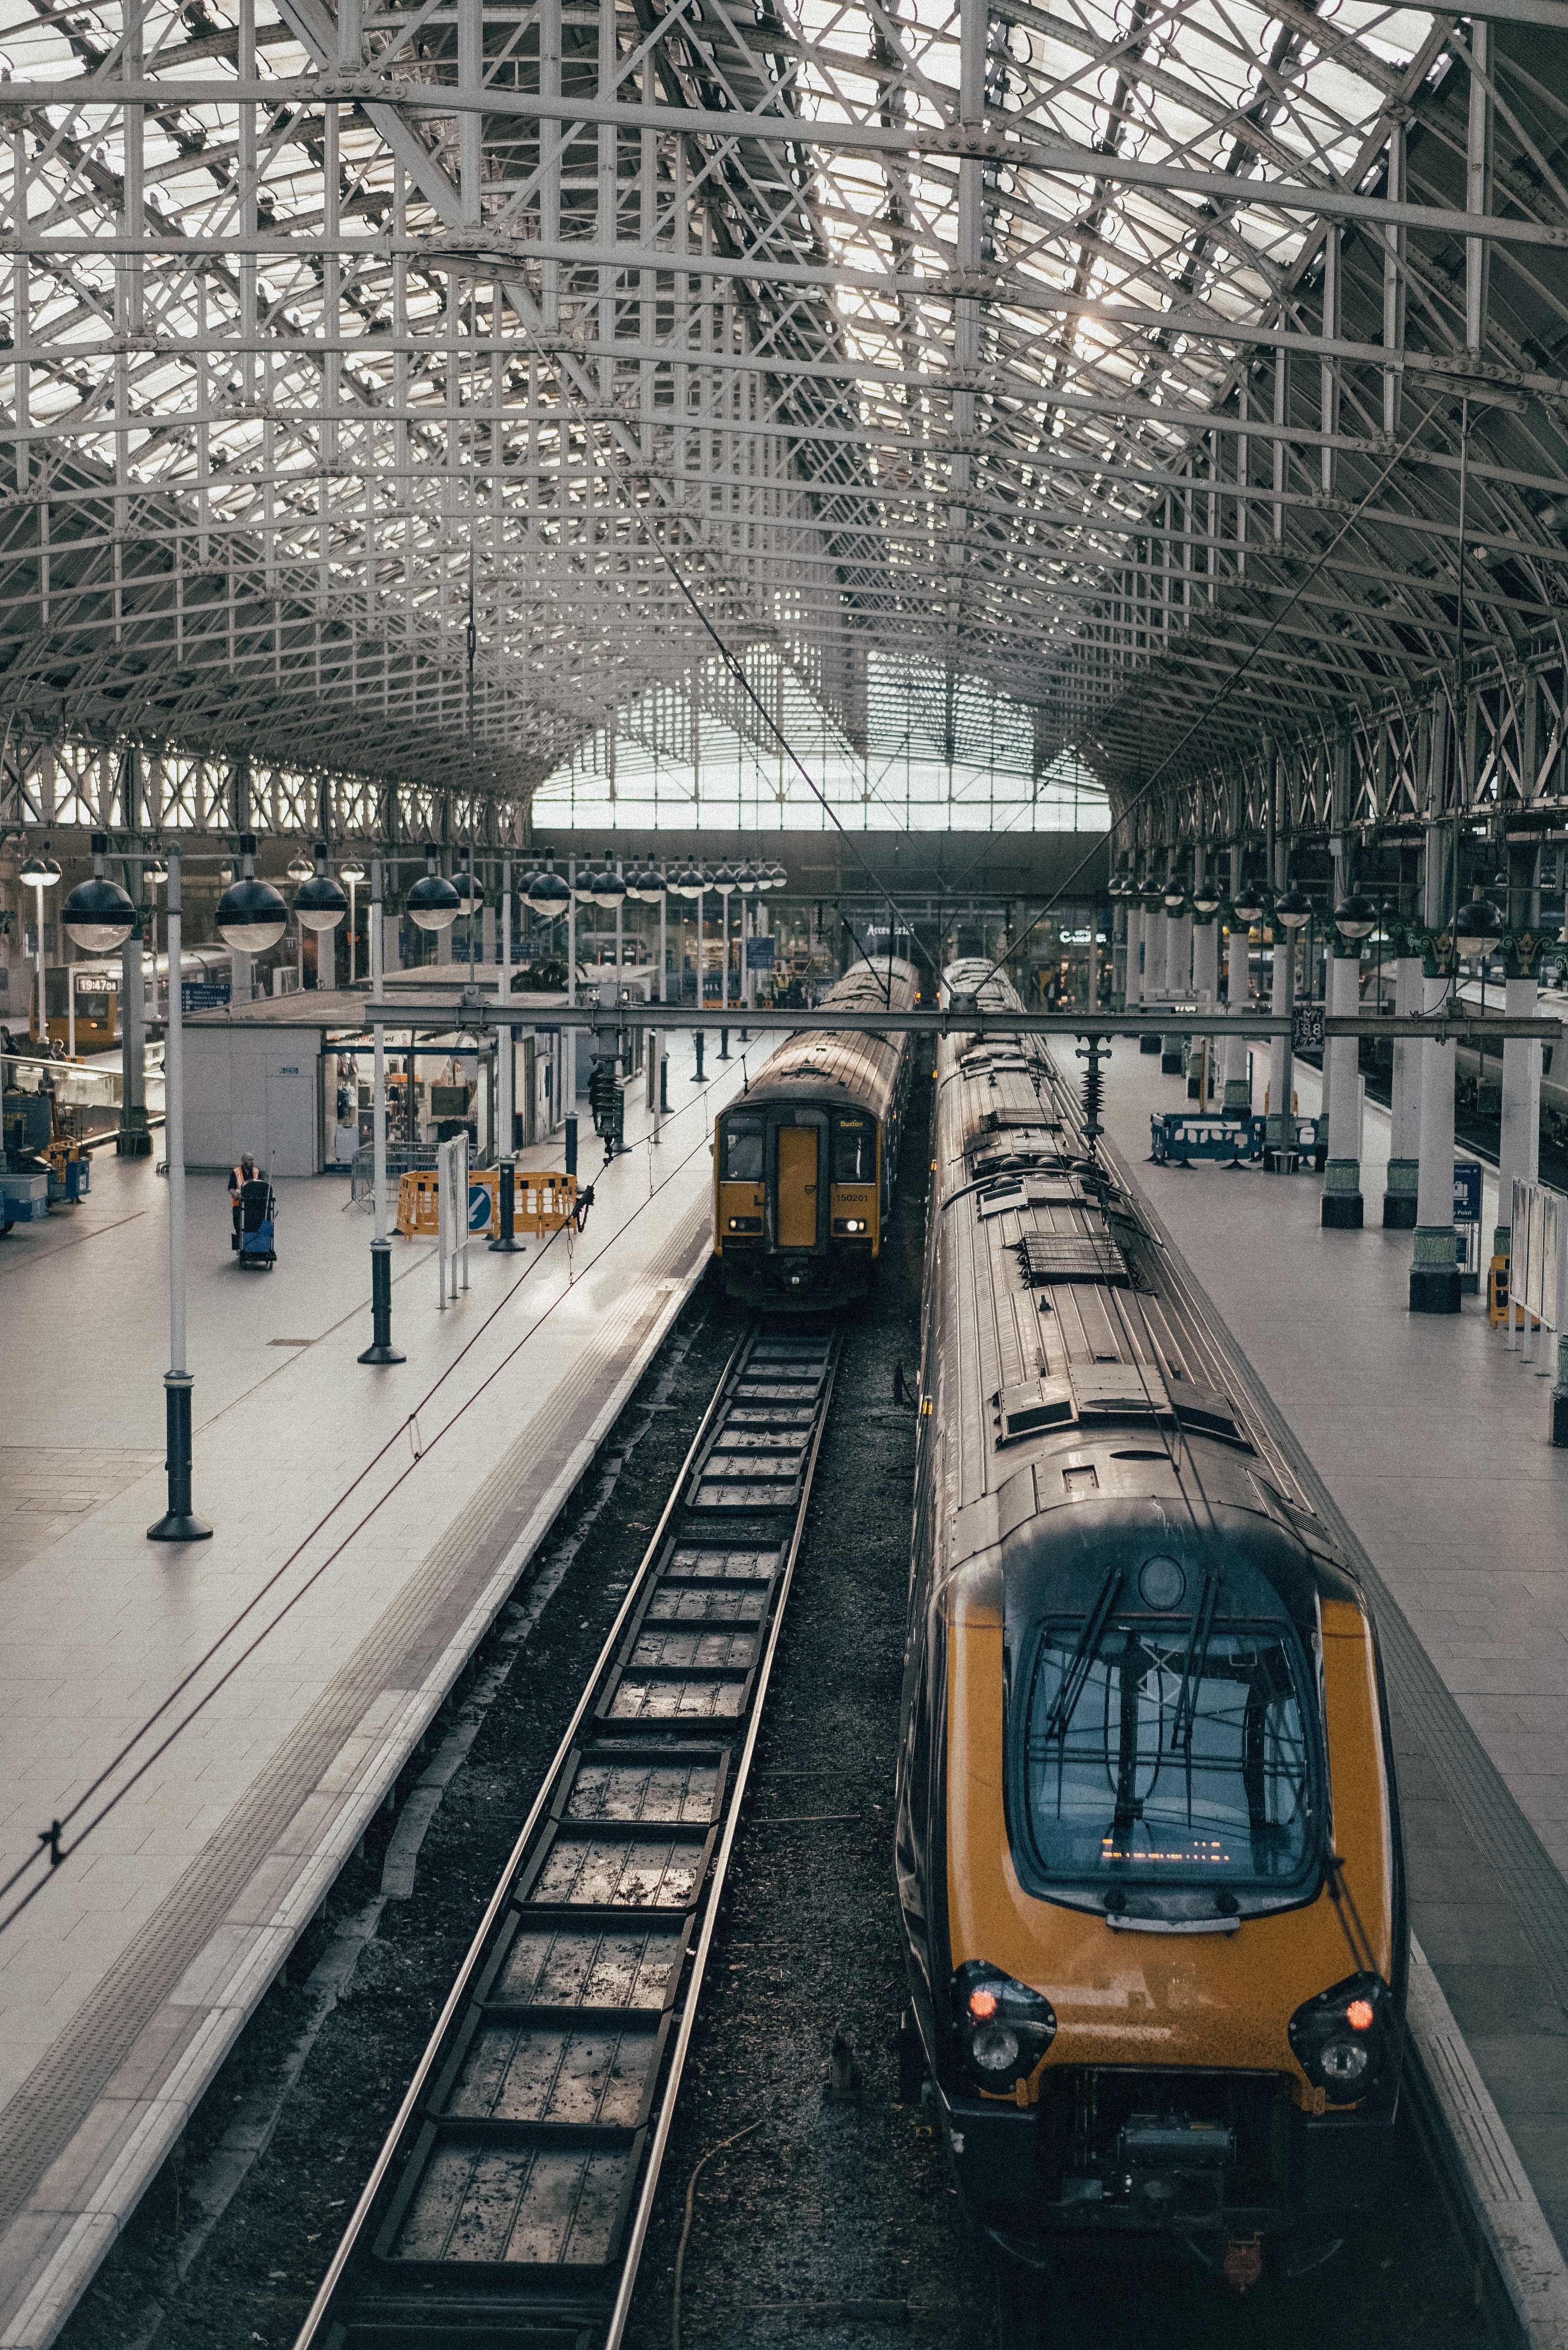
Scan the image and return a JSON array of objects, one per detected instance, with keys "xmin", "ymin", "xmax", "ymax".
[{"xmin": 775, "ymin": 1123, "xmax": 820, "ymax": 1250}]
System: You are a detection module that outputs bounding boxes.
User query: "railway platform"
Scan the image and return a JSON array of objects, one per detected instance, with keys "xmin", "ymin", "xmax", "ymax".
[
  {"xmin": 1102, "ymin": 1040, "xmax": 1568, "ymax": 2300},
  {"xmin": 0, "ymin": 1028, "xmax": 750, "ymax": 2350}
]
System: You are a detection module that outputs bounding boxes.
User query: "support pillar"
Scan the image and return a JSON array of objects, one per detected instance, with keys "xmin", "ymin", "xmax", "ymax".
[
  {"xmin": 1383, "ymin": 949, "xmax": 1422, "ymax": 1226},
  {"xmin": 1411, "ymin": 971, "xmax": 1461, "ymax": 1312},
  {"xmin": 1223, "ymin": 918, "xmax": 1251, "ymax": 1111},
  {"xmin": 1412, "ymin": 814, "xmax": 1461, "ymax": 1312},
  {"xmin": 1266, "ymin": 921, "xmax": 1291, "ymax": 1152},
  {"xmin": 1166, "ymin": 913, "xmax": 1193, "ymax": 1001},
  {"xmin": 1321, "ymin": 943, "xmax": 1364, "ymax": 1227},
  {"xmin": 1496, "ymin": 970, "xmax": 1541, "ymax": 1253}
]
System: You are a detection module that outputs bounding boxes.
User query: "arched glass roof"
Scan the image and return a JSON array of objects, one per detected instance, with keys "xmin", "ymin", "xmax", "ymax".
[{"xmin": 0, "ymin": 0, "xmax": 1564, "ymax": 839}]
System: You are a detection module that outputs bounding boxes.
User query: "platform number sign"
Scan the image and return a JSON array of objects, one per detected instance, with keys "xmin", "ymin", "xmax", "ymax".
[
  {"xmin": 1452, "ymin": 1163, "xmax": 1483, "ymax": 1226},
  {"xmin": 1291, "ymin": 1003, "xmax": 1325, "ymax": 1053}
]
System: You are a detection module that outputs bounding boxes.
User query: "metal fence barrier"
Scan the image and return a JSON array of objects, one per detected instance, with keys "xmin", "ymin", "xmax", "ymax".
[{"xmin": 1504, "ymin": 1175, "xmax": 1561, "ymax": 1372}]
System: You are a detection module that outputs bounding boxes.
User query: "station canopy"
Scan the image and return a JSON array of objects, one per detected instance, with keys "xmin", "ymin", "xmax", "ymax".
[{"xmin": 1, "ymin": 0, "xmax": 1564, "ymax": 837}]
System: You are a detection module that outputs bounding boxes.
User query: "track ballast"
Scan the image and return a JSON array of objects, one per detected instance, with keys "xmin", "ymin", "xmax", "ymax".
[{"xmin": 294, "ymin": 1321, "xmax": 841, "ymax": 2350}]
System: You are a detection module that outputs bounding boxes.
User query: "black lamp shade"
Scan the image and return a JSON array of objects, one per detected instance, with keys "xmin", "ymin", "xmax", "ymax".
[
  {"xmin": 217, "ymin": 875, "xmax": 288, "ymax": 951},
  {"xmin": 295, "ymin": 873, "xmax": 348, "ymax": 932},
  {"xmin": 407, "ymin": 873, "xmax": 461, "ymax": 932},
  {"xmin": 63, "ymin": 875, "xmax": 136, "ymax": 952},
  {"xmin": 1275, "ymin": 887, "xmax": 1313, "ymax": 931},
  {"xmin": 1333, "ymin": 893, "xmax": 1378, "ymax": 941},
  {"xmin": 1456, "ymin": 898, "xmax": 1503, "ymax": 956}
]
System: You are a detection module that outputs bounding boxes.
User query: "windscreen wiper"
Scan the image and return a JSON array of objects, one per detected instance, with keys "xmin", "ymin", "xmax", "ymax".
[
  {"xmin": 1038, "ymin": 1567, "xmax": 1123, "ymax": 1744},
  {"xmin": 1171, "ymin": 1571, "xmax": 1220, "ymax": 1752}
]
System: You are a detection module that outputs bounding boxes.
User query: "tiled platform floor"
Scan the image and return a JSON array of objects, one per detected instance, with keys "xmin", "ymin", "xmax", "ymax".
[
  {"xmin": 0, "ymin": 1025, "xmax": 750, "ymax": 2347},
  {"xmin": 1103, "ymin": 1038, "xmax": 1568, "ymax": 2257}
]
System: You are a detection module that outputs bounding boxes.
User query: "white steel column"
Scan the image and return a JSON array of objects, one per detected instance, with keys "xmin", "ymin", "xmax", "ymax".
[
  {"xmin": 1222, "ymin": 919, "xmax": 1251, "ymax": 1111},
  {"xmin": 1383, "ymin": 945, "xmax": 1422, "ymax": 1226},
  {"xmin": 1412, "ymin": 817, "xmax": 1460, "ymax": 1313},
  {"xmin": 1321, "ymin": 942, "xmax": 1364, "ymax": 1227},
  {"xmin": 1496, "ymin": 972, "xmax": 1541, "ymax": 1255},
  {"xmin": 1266, "ymin": 918, "xmax": 1292, "ymax": 1154}
]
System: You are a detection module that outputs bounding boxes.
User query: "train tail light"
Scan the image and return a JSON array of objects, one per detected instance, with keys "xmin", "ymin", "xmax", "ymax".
[
  {"xmin": 1287, "ymin": 1973, "xmax": 1389, "ymax": 2099},
  {"xmin": 950, "ymin": 1961, "xmax": 1056, "ymax": 2094}
]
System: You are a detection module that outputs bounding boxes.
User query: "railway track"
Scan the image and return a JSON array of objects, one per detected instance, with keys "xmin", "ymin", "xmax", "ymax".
[{"xmin": 293, "ymin": 1319, "xmax": 841, "ymax": 2350}]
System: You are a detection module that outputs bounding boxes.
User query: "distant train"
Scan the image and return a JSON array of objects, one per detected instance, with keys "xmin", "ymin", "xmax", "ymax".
[
  {"xmin": 896, "ymin": 958, "xmax": 1407, "ymax": 2285},
  {"xmin": 25, "ymin": 947, "xmax": 235, "ymax": 1049},
  {"xmin": 714, "ymin": 956, "xmax": 919, "ymax": 1306}
]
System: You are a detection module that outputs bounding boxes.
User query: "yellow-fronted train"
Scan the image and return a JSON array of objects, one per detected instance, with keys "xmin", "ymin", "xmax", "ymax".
[
  {"xmin": 714, "ymin": 956, "xmax": 918, "ymax": 1308},
  {"xmin": 895, "ymin": 960, "xmax": 1407, "ymax": 2287}
]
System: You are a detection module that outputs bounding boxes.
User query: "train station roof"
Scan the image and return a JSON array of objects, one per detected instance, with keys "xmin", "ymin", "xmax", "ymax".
[{"xmin": 0, "ymin": 0, "xmax": 1564, "ymax": 842}]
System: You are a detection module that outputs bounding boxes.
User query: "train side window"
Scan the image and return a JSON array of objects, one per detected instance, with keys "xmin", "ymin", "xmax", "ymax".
[
  {"xmin": 722, "ymin": 1116, "xmax": 764, "ymax": 1182},
  {"xmin": 833, "ymin": 1113, "xmax": 872, "ymax": 1182}
]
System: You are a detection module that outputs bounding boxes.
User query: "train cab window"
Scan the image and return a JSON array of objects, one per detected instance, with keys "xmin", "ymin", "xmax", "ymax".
[
  {"xmin": 722, "ymin": 1116, "xmax": 764, "ymax": 1183},
  {"xmin": 1018, "ymin": 1590, "xmax": 1314, "ymax": 1890},
  {"xmin": 833, "ymin": 1114, "xmax": 873, "ymax": 1182}
]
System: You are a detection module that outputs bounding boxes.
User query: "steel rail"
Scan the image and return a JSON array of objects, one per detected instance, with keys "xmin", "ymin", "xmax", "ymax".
[
  {"xmin": 292, "ymin": 1316, "xmax": 844, "ymax": 2350},
  {"xmin": 289, "ymin": 1321, "xmax": 752, "ymax": 2350}
]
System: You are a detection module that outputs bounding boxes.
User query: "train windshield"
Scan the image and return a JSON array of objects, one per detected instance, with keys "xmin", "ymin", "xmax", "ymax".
[
  {"xmin": 722, "ymin": 1116, "xmax": 764, "ymax": 1183},
  {"xmin": 833, "ymin": 1114, "xmax": 873, "ymax": 1182},
  {"xmin": 1019, "ymin": 1597, "xmax": 1314, "ymax": 1888}
]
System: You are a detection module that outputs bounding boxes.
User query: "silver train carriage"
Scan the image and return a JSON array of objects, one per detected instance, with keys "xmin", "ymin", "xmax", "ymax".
[
  {"xmin": 895, "ymin": 958, "xmax": 1407, "ymax": 2279},
  {"xmin": 713, "ymin": 956, "xmax": 920, "ymax": 1306}
]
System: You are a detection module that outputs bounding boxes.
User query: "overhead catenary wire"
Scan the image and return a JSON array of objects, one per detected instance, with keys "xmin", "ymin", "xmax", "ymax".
[{"xmin": 0, "ymin": 1071, "xmax": 740, "ymax": 1938}]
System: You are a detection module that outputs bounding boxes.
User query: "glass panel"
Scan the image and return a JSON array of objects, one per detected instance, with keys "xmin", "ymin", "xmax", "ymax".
[
  {"xmin": 1020, "ymin": 1620, "xmax": 1312, "ymax": 1888},
  {"xmin": 722, "ymin": 1117, "xmax": 764, "ymax": 1183},
  {"xmin": 832, "ymin": 1115, "xmax": 872, "ymax": 1183}
]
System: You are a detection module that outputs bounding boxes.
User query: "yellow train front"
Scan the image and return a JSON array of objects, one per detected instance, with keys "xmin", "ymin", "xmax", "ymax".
[
  {"xmin": 897, "ymin": 961, "xmax": 1407, "ymax": 2282},
  {"xmin": 714, "ymin": 957, "xmax": 918, "ymax": 1307}
]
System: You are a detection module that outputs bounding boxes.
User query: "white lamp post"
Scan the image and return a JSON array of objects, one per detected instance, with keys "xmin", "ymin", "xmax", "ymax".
[
  {"xmin": 147, "ymin": 844, "xmax": 220, "ymax": 1542},
  {"xmin": 20, "ymin": 851, "xmax": 59, "ymax": 1048},
  {"xmin": 359, "ymin": 854, "xmax": 409, "ymax": 1361},
  {"xmin": 340, "ymin": 855, "xmax": 366, "ymax": 985}
]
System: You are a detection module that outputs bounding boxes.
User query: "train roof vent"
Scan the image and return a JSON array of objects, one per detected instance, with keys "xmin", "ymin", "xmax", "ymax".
[
  {"xmin": 1017, "ymin": 1232, "xmax": 1130, "ymax": 1287},
  {"xmin": 979, "ymin": 1177, "xmax": 1086, "ymax": 1219},
  {"xmin": 994, "ymin": 1375, "xmax": 1076, "ymax": 1444},
  {"xmin": 1070, "ymin": 1363, "xmax": 1166, "ymax": 1422},
  {"xmin": 1166, "ymin": 1379, "xmax": 1251, "ymax": 1447}
]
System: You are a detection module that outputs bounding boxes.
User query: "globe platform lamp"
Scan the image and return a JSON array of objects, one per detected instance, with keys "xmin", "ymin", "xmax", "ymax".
[
  {"xmin": 1192, "ymin": 876, "xmax": 1222, "ymax": 919},
  {"xmin": 1456, "ymin": 894, "xmax": 1503, "ymax": 962},
  {"xmin": 294, "ymin": 843, "xmax": 348, "ymax": 990},
  {"xmin": 407, "ymin": 845, "xmax": 461, "ymax": 964},
  {"xmin": 1231, "ymin": 878, "xmax": 1265, "ymax": 929}
]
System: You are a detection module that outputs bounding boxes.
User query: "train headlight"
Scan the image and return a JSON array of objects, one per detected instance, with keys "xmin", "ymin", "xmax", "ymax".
[
  {"xmin": 950, "ymin": 1961, "xmax": 1056, "ymax": 2094},
  {"xmin": 1288, "ymin": 1973, "xmax": 1389, "ymax": 2100}
]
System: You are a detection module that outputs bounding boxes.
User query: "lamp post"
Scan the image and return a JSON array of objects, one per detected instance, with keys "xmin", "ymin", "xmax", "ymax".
[
  {"xmin": 20, "ymin": 851, "xmax": 58, "ymax": 1048},
  {"xmin": 147, "ymin": 846, "xmax": 213, "ymax": 1542},
  {"xmin": 340, "ymin": 856, "xmax": 366, "ymax": 986},
  {"xmin": 492, "ymin": 853, "xmax": 524, "ymax": 1252},
  {"xmin": 1322, "ymin": 893, "xmax": 1377, "ymax": 1228},
  {"xmin": 1269, "ymin": 887, "xmax": 1313, "ymax": 1169},
  {"xmin": 360, "ymin": 854, "xmax": 409, "ymax": 1360}
]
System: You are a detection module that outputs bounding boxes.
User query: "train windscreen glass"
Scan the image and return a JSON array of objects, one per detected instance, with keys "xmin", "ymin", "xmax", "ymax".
[
  {"xmin": 722, "ymin": 1116, "xmax": 764, "ymax": 1183},
  {"xmin": 1019, "ymin": 1607, "xmax": 1313, "ymax": 1887},
  {"xmin": 833, "ymin": 1115, "xmax": 872, "ymax": 1182}
]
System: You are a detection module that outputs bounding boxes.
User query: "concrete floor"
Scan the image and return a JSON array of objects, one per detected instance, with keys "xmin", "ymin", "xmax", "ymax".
[
  {"xmin": 0, "ymin": 1029, "xmax": 750, "ymax": 2347},
  {"xmin": 1101, "ymin": 1037, "xmax": 1568, "ymax": 2257}
]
